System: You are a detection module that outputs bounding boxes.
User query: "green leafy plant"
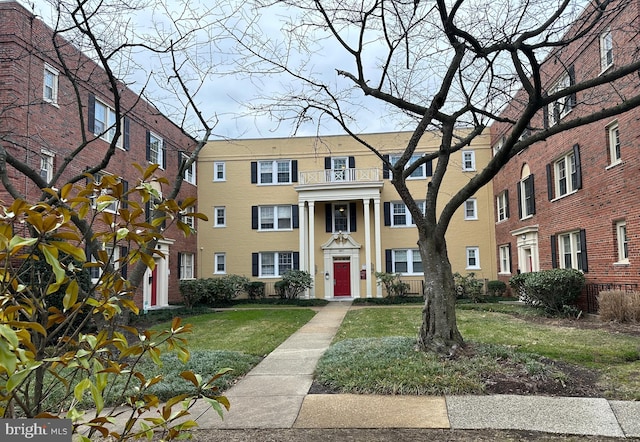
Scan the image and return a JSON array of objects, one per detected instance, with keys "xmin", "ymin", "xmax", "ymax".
[
  {"xmin": 453, "ymin": 272, "xmax": 484, "ymax": 302},
  {"xmin": 510, "ymin": 269, "xmax": 585, "ymax": 316},
  {"xmin": 179, "ymin": 279, "xmax": 205, "ymax": 308},
  {"xmin": 0, "ymin": 167, "xmax": 227, "ymax": 441},
  {"xmin": 375, "ymin": 272, "xmax": 411, "ymax": 298},
  {"xmin": 274, "ymin": 270, "xmax": 312, "ymax": 299},
  {"xmin": 244, "ymin": 281, "xmax": 266, "ymax": 300},
  {"xmin": 487, "ymin": 280, "xmax": 507, "ymax": 297}
]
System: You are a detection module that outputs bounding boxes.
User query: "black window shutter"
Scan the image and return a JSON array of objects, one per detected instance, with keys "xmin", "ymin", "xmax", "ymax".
[
  {"xmin": 251, "ymin": 162, "xmax": 257, "ymax": 183},
  {"xmin": 546, "ymin": 164, "xmax": 554, "ymax": 201},
  {"xmin": 324, "ymin": 157, "xmax": 331, "ymax": 169},
  {"xmin": 517, "ymin": 183, "xmax": 523, "ymax": 219},
  {"xmin": 568, "ymin": 65, "xmax": 577, "ymax": 108},
  {"xmin": 293, "ymin": 252, "xmax": 300, "ymax": 270},
  {"xmin": 385, "ymin": 249, "xmax": 392, "ymax": 273},
  {"xmin": 507, "ymin": 243, "xmax": 512, "ymax": 274},
  {"xmin": 121, "ymin": 179, "xmax": 128, "ymax": 209},
  {"xmin": 504, "ymin": 189, "xmax": 510, "ymax": 219},
  {"xmin": 145, "ymin": 130, "xmax": 151, "ymax": 161},
  {"xmin": 348, "ymin": 156, "xmax": 355, "ymax": 168},
  {"xmin": 292, "ymin": 205, "xmax": 299, "ymax": 229},
  {"xmin": 291, "ymin": 160, "xmax": 298, "ymax": 182},
  {"xmin": 383, "ymin": 155, "xmax": 390, "ymax": 179},
  {"xmin": 121, "ymin": 247, "xmax": 128, "ymax": 279},
  {"xmin": 325, "ymin": 203, "xmax": 332, "ymax": 232},
  {"xmin": 543, "ymin": 104, "xmax": 549, "ymax": 129},
  {"xmin": 87, "ymin": 93, "xmax": 95, "ymax": 133},
  {"xmin": 580, "ymin": 229, "xmax": 588, "ymax": 272},
  {"xmin": 161, "ymin": 141, "xmax": 166, "ymax": 168},
  {"xmin": 573, "ymin": 144, "xmax": 582, "ymax": 190},
  {"xmin": 527, "ymin": 174, "xmax": 536, "ymax": 215},
  {"xmin": 349, "ymin": 202, "xmax": 357, "ymax": 232},
  {"xmin": 383, "ymin": 202, "xmax": 391, "ymax": 226},
  {"xmin": 123, "ymin": 117, "xmax": 130, "ymax": 151},
  {"xmin": 251, "ymin": 206, "xmax": 258, "ymax": 229},
  {"xmin": 145, "ymin": 201, "xmax": 151, "ymax": 224},
  {"xmin": 551, "ymin": 235, "xmax": 558, "ymax": 268},
  {"xmin": 177, "ymin": 252, "xmax": 182, "ymax": 279},
  {"xmin": 252, "ymin": 253, "xmax": 259, "ymax": 276},
  {"xmin": 426, "ymin": 159, "xmax": 433, "ymax": 177}
]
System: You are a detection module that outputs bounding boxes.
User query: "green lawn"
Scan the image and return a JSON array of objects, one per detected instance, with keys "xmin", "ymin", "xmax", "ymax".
[{"xmin": 320, "ymin": 305, "xmax": 640, "ymax": 399}]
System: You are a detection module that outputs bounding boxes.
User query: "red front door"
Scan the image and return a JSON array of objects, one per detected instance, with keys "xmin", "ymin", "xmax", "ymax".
[
  {"xmin": 151, "ymin": 266, "xmax": 158, "ymax": 306},
  {"xmin": 333, "ymin": 262, "xmax": 351, "ymax": 297}
]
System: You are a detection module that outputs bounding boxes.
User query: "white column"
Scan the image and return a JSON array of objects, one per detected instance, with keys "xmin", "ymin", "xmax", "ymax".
[
  {"xmin": 308, "ymin": 201, "xmax": 316, "ymax": 299},
  {"xmin": 363, "ymin": 198, "xmax": 372, "ymax": 298},
  {"xmin": 298, "ymin": 201, "xmax": 306, "ymax": 272},
  {"xmin": 373, "ymin": 198, "xmax": 382, "ymax": 298}
]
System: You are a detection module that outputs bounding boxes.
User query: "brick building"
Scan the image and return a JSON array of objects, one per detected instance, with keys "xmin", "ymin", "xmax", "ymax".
[
  {"xmin": 0, "ymin": 1, "xmax": 199, "ymax": 308},
  {"xmin": 200, "ymin": 131, "xmax": 497, "ymax": 299},
  {"xmin": 491, "ymin": 0, "xmax": 640, "ymax": 310}
]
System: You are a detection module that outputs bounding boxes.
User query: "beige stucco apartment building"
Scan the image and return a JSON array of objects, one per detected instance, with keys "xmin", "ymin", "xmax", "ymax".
[{"xmin": 198, "ymin": 131, "xmax": 497, "ymax": 299}]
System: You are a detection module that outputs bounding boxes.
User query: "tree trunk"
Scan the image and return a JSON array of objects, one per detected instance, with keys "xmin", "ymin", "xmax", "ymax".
[{"xmin": 417, "ymin": 231, "xmax": 463, "ymax": 355}]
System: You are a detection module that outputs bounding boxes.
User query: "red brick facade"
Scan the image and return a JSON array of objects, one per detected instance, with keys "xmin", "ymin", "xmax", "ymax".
[
  {"xmin": 491, "ymin": 0, "xmax": 640, "ymax": 306},
  {"xmin": 0, "ymin": 1, "xmax": 198, "ymax": 307}
]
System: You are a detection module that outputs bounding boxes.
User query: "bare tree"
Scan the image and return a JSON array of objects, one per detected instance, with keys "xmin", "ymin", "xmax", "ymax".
[{"xmin": 224, "ymin": 0, "xmax": 640, "ymax": 354}]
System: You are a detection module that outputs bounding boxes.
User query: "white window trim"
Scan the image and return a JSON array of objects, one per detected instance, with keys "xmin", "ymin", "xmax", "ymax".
[
  {"xmin": 391, "ymin": 249, "xmax": 423, "ymax": 275},
  {"xmin": 40, "ymin": 150, "xmax": 54, "ymax": 183},
  {"xmin": 519, "ymin": 174, "xmax": 534, "ymax": 220},
  {"xmin": 600, "ymin": 28, "xmax": 613, "ymax": 73},
  {"xmin": 462, "ymin": 151, "xmax": 476, "ymax": 171},
  {"xmin": 391, "ymin": 201, "xmax": 425, "ymax": 227},
  {"xmin": 258, "ymin": 205, "xmax": 293, "ymax": 231},
  {"xmin": 43, "ymin": 63, "xmax": 59, "ymax": 105},
  {"xmin": 94, "ymin": 99, "xmax": 123, "ymax": 148},
  {"xmin": 214, "ymin": 253, "xmax": 226, "ymax": 274},
  {"xmin": 496, "ymin": 191, "xmax": 508, "ymax": 223},
  {"xmin": 259, "ymin": 251, "xmax": 294, "ymax": 277},
  {"xmin": 92, "ymin": 173, "xmax": 119, "ymax": 214},
  {"xmin": 390, "ymin": 154, "xmax": 429, "ymax": 180},
  {"xmin": 331, "ymin": 203, "xmax": 351, "ymax": 233},
  {"xmin": 214, "ymin": 206, "xmax": 226, "ymax": 227},
  {"xmin": 606, "ymin": 121, "xmax": 621, "ymax": 167},
  {"xmin": 615, "ymin": 220, "xmax": 629, "ymax": 265},
  {"xmin": 554, "ymin": 152, "xmax": 578, "ymax": 199},
  {"xmin": 464, "ymin": 198, "xmax": 478, "ymax": 220},
  {"xmin": 558, "ymin": 231, "xmax": 583, "ymax": 271},
  {"xmin": 180, "ymin": 253, "xmax": 195, "ymax": 280},
  {"xmin": 214, "ymin": 162, "xmax": 226, "ymax": 182},
  {"xmin": 466, "ymin": 247, "xmax": 480, "ymax": 270},
  {"xmin": 331, "ymin": 157, "xmax": 349, "ymax": 182},
  {"xmin": 548, "ymin": 72, "xmax": 573, "ymax": 126},
  {"xmin": 148, "ymin": 131, "xmax": 164, "ymax": 168},
  {"xmin": 258, "ymin": 160, "xmax": 292, "ymax": 185},
  {"xmin": 182, "ymin": 153, "xmax": 196, "ymax": 185},
  {"xmin": 499, "ymin": 245, "xmax": 511, "ymax": 275},
  {"xmin": 182, "ymin": 206, "xmax": 195, "ymax": 229}
]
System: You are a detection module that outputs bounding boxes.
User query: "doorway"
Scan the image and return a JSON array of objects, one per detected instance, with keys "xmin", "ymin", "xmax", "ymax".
[{"xmin": 333, "ymin": 261, "xmax": 351, "ymax": 297}]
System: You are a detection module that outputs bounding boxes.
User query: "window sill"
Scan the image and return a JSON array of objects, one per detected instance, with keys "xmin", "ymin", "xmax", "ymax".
[
  {"xmin": 495, "ymin": 219, "xmax": 509, "ymax": 225},
  {"xmin": 466, "ymin": 267, "xmax": 481, "ymax": 271},
  {"xmin": 498, "ymin": 272, "xmax": 512, "ymax": 276},
  {"xmin": 519, "ymin": 215, "xmax": 534, "ymax": 221},
  {"xmin": 599, "ymin": 64, "xmax": 614, "ymax": 76},
  {"xmin": 613, "ymin": 260, "xmax": 630, "ymax": 267},
  {"xmin": 464, "ymin": 218, "xmax": 479, "ymax": 221},
  {"xmin": 550, "ymin": 189, "xmax": 579, "ymax": 202},
  {"xmin": 606, "ymin": 161, "xmax": 622, "ymax": 170}
]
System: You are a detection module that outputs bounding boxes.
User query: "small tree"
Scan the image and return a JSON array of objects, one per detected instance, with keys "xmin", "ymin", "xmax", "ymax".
[
  {"xmin": 375, "ymin": 272, "xmax": 410, "ymax": 298},
  {"xmin": 275, "ymin": 270, "xmax": 313, "ymax": 300}
]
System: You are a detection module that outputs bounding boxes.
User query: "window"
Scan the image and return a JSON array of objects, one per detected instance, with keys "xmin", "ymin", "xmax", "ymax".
[
  {"xmin": 331, "ymin": 157, "xmax": 348, "ymax": 181},
  {"xmin": 600, "ymin": 28, "xmax": 613, "ymax": 71},
  {"xmin": 43, "ymin": 64, "xmax": 58, "ymax": 104},
  {"xmin": 492, "ymin": 136, "xmax": 505, "ymax": 156},
  {"xmin": 558, "ymin": 231, "xmax": 585, "ymax": 271},
  {"xmin": 607, "ymin": 121, "xmax": 621, "ymax": 165},
  {"xmin": 386, "ymin": 201, "xmax": 425, "ymax": 227},
  {"xmin": 390, "ymin": 154, "xmax": 432, "ymax": 179},
  {"xmin": 259, "ymin": 160, "xmax": 292, "ymax": 184},
  {"xmin": 93, "ymin": 173, "xmax": 119, "ymax": 213},
  {"xmin": 496, "ymin": 190, "xmax": 509, "ymax": 222},
  {"xmin": 147, "ymin": 132, "xmax": 165, "ymax": 168},
  {"xmin": 616, "ymin": 221, "xmax": 628, "ymax": 264},
  {"xmin": 389, "ymin": 249, "xmax": 423, "ymax": 274},
  {"xmin": 259, "ymin": 252, "xmax": 293, "ymax": 277},
  {"xmin": 214, "ymin": 253, "xmax": 226, "ymax": 274},
  {"xmin": 333, "ymin": 204, "xmax": 349, "ymax": 231},
  {"xmin": 466, "ymin": 247, "xmax": 480, "ymax": 270},
  {"xmin": 179, "ymin": 253, "xmax": 194, "ymax": 279},
  {"xmin": 90, "ymin": 245, "xmax": 126, "ymax": 282},
  {"xmin": 182, "ymin": 153, "xmax": 196, "ymax": 185},
  {"xmin": 464, "ymin": 198, "xmax": 477, "ymax": 220},
  {"xmin": 547, "ymin": 67, "xmax": 576, "ymax": 126},
  {"xmin": 554, "ymin": 152, "xmax": 578, "ymax": 197},
  {"xmin": 40, "ymin": 150, "xmax": 54, "ymax": 182},
  {"xmin": 259, "ymin": 205, "xmax": 292, "ymax": 230},
  {"xmin": 214, "ymin": 207, "xmax": 226, "ymax": 227},
  {"xmin": 518, "ymin": 167, "xmax": 535, "ymax": 219},
  {"xmin": 94, "ymin": 99, "xmax": 119, "ymax": 144},
  {"xmin": 462, "ymin": 151, "xmax": 475, "ymax": 171},
  {"xmin": 214, "ymin": 162, "xmax": 226, "ymax": 181},
  {"xmin": 499, "ymin": 244, "xmax": 511, "ymax": 274},
  {"xmin": 181, "ymin": 206, "xmax": 195, "ymax": 229}
]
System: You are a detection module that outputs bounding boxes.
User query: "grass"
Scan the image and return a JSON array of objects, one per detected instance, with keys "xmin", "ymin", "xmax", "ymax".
[{"xmin": 321, "ymin": 305, "xmax": 640, "ymax": 399}]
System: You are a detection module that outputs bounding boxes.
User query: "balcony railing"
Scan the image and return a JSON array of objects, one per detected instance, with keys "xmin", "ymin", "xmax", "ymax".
[{"xmin": 298, "ymin": 168, "xmax": 381, "ymax": 185}]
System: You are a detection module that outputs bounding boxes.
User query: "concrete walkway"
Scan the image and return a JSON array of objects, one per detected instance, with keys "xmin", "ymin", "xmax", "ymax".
[{"xmin": 147, "ymin": 301, "xmax": 640, "ymax": 438}]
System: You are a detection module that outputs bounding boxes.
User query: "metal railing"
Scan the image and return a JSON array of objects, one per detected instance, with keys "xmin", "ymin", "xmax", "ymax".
[
  {"xmin": 298, "ymin": 168, "xmax": 381, "ymax": 185},
  {"xmin": 582, "ymin": 283, "xmax": 638, "ymax": 314}
]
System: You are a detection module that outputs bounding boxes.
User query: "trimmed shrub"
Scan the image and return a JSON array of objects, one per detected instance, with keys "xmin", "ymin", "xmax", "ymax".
[
  {"xmin": 274, "ymin": 270, "xmax": 313, "ymax": 299},
  {"xmin": 487, "ymin": 280, "xmax": 507, "ymax": 297},
  {"xmin": 206, "ymin": 275, "xmax": 250, "ymax": 304},
  {"xmin": 179, "ymin": 279, "xmax": 205, "ymax": 308},
  {"xmin": 598, "ymin": 290, "xmax": 640, "ymax": 323},
  {"xmin": 454, "ymin": 272, "xmax": 484, "ymax": 302},
  {"xmin": 375, "ymin": 272, "xmax": 410, "ymax": 298},
  {"xmin": 509, "ymin": 269, "xmax": 585, "ymax": 316},
  {"xmin": 245, "ymin": 281, "xmax": 266, "ymax": 300}
]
